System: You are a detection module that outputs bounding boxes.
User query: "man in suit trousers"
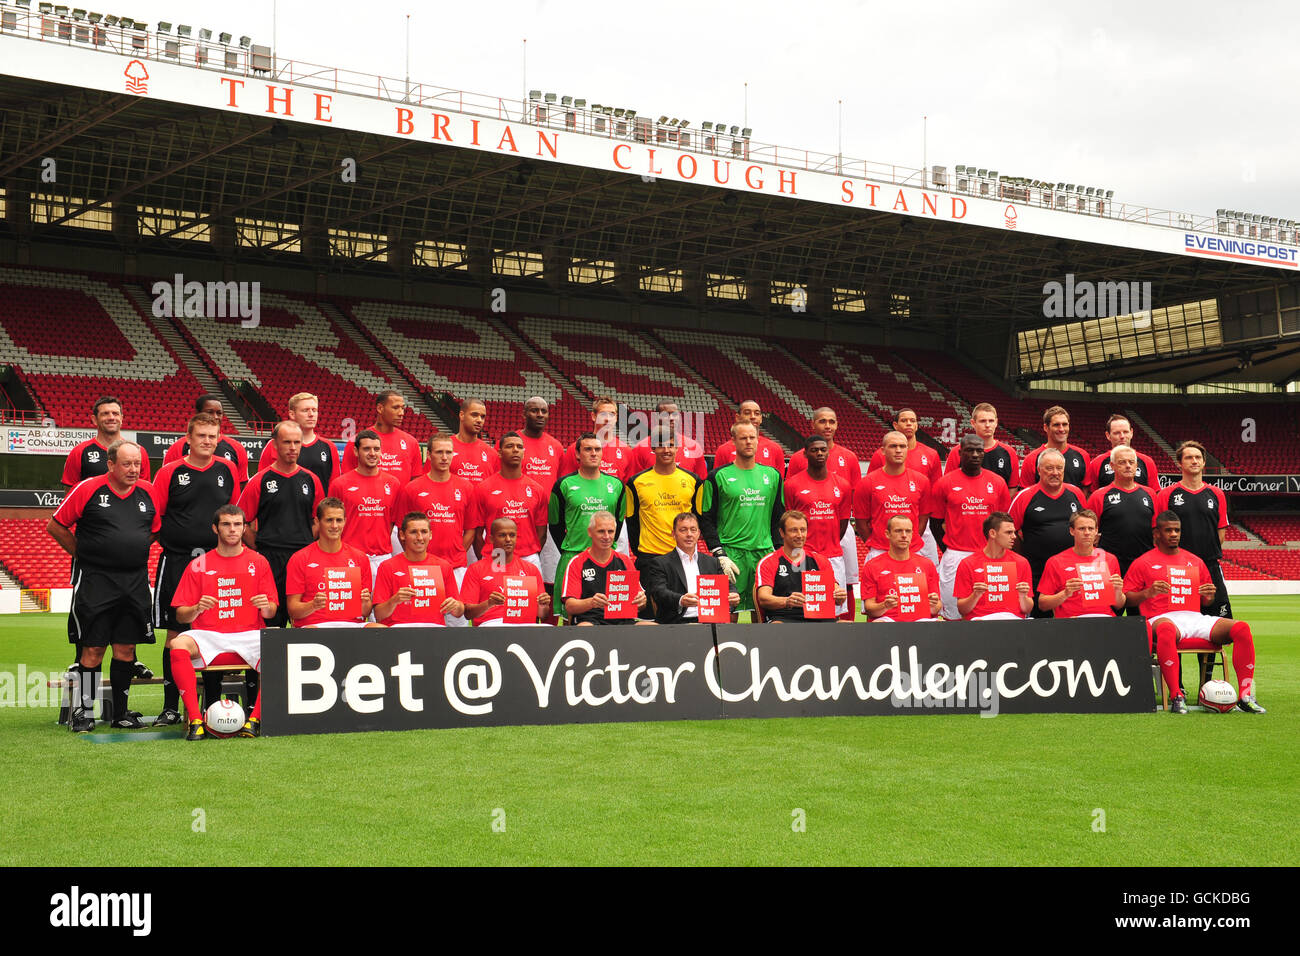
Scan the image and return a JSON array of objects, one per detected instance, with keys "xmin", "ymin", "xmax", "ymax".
[{"xmin": 645, "ymin": 512, "xmax": 740, "ymax": 624}]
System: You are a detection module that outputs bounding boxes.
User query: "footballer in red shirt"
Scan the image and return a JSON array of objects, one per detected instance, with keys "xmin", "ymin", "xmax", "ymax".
[
  {"xmin": 342, "ymin": 389, "xmax": 423, "ymax": 484},
  {"xmin": 627, "ymin": 401, "xmax": 709, "ymax": 480},
  {"xmin": 397, "ymin": 434, "xmax": 475, "ymax": 575},
  {"xmin": 713, "ymin": 400, "xmax": 786, "ymax": 472},
  {"xmin": 167, "ymin": 504, "xmax": 278, "ymax": 739},
  {"xmin": 859, "ymin": 516, "xmax": 941, "ymax": 622},
  {"xmin": 558, "ymin": 396, "xmax": 631, "ymax": 481},
  {"xmin": 519, "ymin": 396, "xmax": 564, "ymax": 490},
  {"xmin": 1124, "ymin": 511, "xmax": 1264, "ymax": 714},
  {"xmin": 445, "ymin": 397, "xmax": 500, "ymax": 485},
  {"xmin": 329, "ymin": 430, "xmax": 400, "ymax": 579},
  {"xmin": 284, "ymin": 498, "xmax": 374, "ymax": 628},
  {"xmin": 867, "ymin": 409, "xmax": 942, "ymax": 485},
  {"xmin": 372, "ymin": 514, "xmax": 465, "ymax": 627},
  {"xmin": 470, "ymin": 432, "xmax": 549, "ymax": 567},
  {"xmin": 853, "ymin": 431, "xmax": 929, "ymax": 558},
  {"xmin": 461, "ymin": 518, "xmax": 551, "ymax": 625},
  {"xmin": 929, "ymin": 436, "xmax": 1010, "ymax": 619},
  {"xmin": 953, "ymin": 513, "xmax": 1034, "ymax": 621},
  {"xmin": 783, "ymin": 435, "xmax": 851, "ymax": 607},
  {"xmin": 1036, "ymin": 510, "xmax": 1124, "ymax": 617}
]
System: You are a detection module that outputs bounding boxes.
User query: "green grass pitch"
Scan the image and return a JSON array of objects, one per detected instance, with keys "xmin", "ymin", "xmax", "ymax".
[{"xmin": 1, "ymin": 599, "xmax": 1295, "ymax": 866}]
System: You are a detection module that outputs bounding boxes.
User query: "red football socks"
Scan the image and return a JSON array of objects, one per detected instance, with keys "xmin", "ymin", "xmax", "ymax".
[
  {"xmin": 1228, "ymin": 621, "xmax": 1256, "ymax": 697},
  {"xmin": 169, "ymin": 648, "xmax": 200, "ymax": 721}
]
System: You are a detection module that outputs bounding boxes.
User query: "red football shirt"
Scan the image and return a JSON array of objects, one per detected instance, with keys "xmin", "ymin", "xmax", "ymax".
[
  {"xmin": 446, "ymin": 435, "xmax": 500, "ymax": 485},
  {"xmin": 395, "ymin": 474, "xmax": 474, "ymax": 568},
  {"xmin": 1122, "ymin": 548, "xmax": 1211, "ymax": 619},
  {"xmin": 470, "ymin": 472, "xmax": 549, "ymax": 555},
  {"xmin": 927, "ymin": 468, "xmax": 1010, "ymax": 553},
  {"xmin": 868, "ymin": 443, "xmax": 943, "ymax": 485},
  {"xmin": 627, "ymin": 435, "xmax": 708, "ymax": 480},
  {"xmin": 171, "ymin": 547, "xmax": 277, "ymax": 632},
  {"xmin": 859, "ymin": 552, "xmax": 940, "ymax": 621},
  {"xmin": 519, "ymin": 432, "xmax": 564, "ymax": 491},
  {"xmin": 460, "ymin": 553, "xmax": 545, "ymax": 625},
  {"xmin": 782, "ymin": 470, "xmax": 851, "ymax": 557},
  {"xmin": 284, "ymin": 540, "xmax": 373, "ymax": 627},
  {"xmin": 1038, "ymin": 547, "xmax": 1122, "ymax": 617},
  {"xmin": 342, "ymin": 428, "xmax": 423, "ymax": 485},
  {"xmin": 787, "ymin": 443, "xmax": 860, "ymax": 489},
  {"xmin": 852, "ymin": 468, "xmax": 930, "ymax": 551},
  {"xmin": 954, "ymin": 550, "xmax": 1033, "ymax": 620},
  {"xmin": 328, "ymin": 469, "xmax": 399, "ymax": 556},
  {"xmin": 372, "ymin": 552, "xmax": 461, "ymax": 626},
  {"xmin": 713, "ymin": 436, "xmax": 785, "ymax": 473}
]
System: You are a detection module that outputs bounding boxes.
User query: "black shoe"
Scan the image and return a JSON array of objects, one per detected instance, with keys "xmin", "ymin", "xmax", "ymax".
[
  {"xmin": 110, "ymin": 714, "xmax": 145, "ymax": 729},
  {"xmin": 152, "ymin": 708, "xmax": 183, "ymax": 727},
  {"xmin": 185, "ymin": 719, "xmax": 208, "ymax": 741},
  {"xmin": 1236, "ymin": 695, "xmax": 1267, "ymax": 714},
  {"xmin": 132, "ymin": 660, "xmax": 154, "ymax": 681},
  {"xmin": 236, "ymin": 718, "xmax": 260, "ymax": 738},
  {"xmin": 70, "ymin": 710, "xmax": 95, "ymax": 733},
  {"xmin": 1169, "ymin": 694, "xmax": 1188, "ymax": 715}
]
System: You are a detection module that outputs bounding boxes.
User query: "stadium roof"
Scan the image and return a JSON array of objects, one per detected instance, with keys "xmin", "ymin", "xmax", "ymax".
[{"xmin": 1, "ymin": 16, "xmax": 1298, "ymax": 387}]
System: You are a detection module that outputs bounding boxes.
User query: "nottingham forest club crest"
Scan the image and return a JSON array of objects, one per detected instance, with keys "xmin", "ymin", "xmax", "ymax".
[
  {"xmin": 217, "ymin": 475, "xmax": 225, "ymax": 487},
  {"xmin": 138, "ymin": 500, "xmax": 147, "ymax": 512},
  {"xmin": 247, "ymin": 562, "xmax": 256, "ymax": 576},
  {"xmin": 987, "ymin": 482, "xmax": 994, "ymax": 494}
]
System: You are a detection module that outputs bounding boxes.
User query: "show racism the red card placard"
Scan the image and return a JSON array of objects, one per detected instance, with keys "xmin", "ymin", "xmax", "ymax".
[
  {"xmin": 503, "ymin": 574, "xmax": 539, "ymax": 623},
  {"xmin": 892, "ymin": 572, "xmax": 924, "ymax": 621},
  {"xmin": 801, "ymin": 570, "xmax": 835, "ymax": 619},
  {"xmin": 604, "ymin": 570, "xmax": 640, "ymax": 619},
  {"xmin": 321, "ymin": 566, "xmax": 362, "ymax": 618},
  {"xmin": 1166, "ymin": 563, "xmax": 1199, "ymax": 612},
  {"xmin": 1077, "ymin": 555, "xmax": 1111, "ymax": 611},
  {"xmin": 409, "ymin": 565, "xmax": 445, "ymax": 615},
  {"xmin": 696, "ymin": 574, "xmax": 729, "ymax": 623}
]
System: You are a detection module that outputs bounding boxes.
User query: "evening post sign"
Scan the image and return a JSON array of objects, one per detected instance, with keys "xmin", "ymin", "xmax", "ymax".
[{"xmin": 260, "ymin": 619, "xmax": 1153, "ymax": 736}]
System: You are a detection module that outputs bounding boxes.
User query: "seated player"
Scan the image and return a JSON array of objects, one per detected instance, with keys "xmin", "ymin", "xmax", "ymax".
[
  {"xmin": 168, "ymin": 505, "xmax": 279, "ymax": 740},
  {"xmin": 372, "ymin": 513, "xmax": 465, "ymax": 627},
  {"xmin": 562, "ymin": 511, "xmax": 653, "ymax": 625},
  {"xmin": 1124, "ymin": 511, "xmax": 1265, "ymax": 715},
  {"xmin": 755, "ymin": 510, "xmax": 846, "ymax": 623},
  {"xmin": 462, "ymin": 518, "xmax": 552, "ymax": 626},
  {"xmin": 1036, "ymin": 510, "xmax": 1124, "ymax": 618},
  {"xmin": 954, "ymin": 512, "xmax": 1035, "ymax": 621},
  {"xmin": 859, "ymin": 516, "xmax": 942, "ymax": 622},
  {"xmin": 284, "ymin": 497, "xmax": 375, "ymax": 627}
]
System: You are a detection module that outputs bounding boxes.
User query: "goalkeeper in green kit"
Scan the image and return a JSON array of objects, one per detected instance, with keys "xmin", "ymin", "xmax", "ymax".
[{"xmin": 696, "ymin": 422, "xmax": 783, "ymax": 614}]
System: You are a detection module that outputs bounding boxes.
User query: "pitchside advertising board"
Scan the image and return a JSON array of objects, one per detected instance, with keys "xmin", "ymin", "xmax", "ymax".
[
  {"xmin": 260, "ymin": 618, "xmax": 1154, "ymax": 736},
  {"xmin": 3, "ymin": 426, "xmax": 278, "ymax": 462},
  {"xmin": 2, "ymin": 37, "xmax": 1297, "ymax": 270}
]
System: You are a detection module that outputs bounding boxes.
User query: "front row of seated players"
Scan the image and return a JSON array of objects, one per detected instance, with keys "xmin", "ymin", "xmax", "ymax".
[{"xmin": 755, "ymin": 510, "xmax": 848, "ymax": 623}]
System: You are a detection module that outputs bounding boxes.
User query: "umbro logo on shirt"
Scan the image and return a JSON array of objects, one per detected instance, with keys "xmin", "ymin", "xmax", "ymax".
[
  {"xmin": 347, "ymin": 486, "xmax": 359, "ymax": 492},
  {"xmin": 491, "ymin": 489, "xmax": 503, "ymax": 496},
  {"xmin": 1033, "ymin": 506, "xmax": 1045, "ymax": 512},
  {"xmin": 307, "ymin": 562, "xmax": 320, "ymax": 568}
]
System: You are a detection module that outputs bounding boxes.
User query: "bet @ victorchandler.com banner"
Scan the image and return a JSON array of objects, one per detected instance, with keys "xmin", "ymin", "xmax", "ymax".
[{"xmin": 259, "ymin": 619, "xmax": 1154, "ymax": 736}]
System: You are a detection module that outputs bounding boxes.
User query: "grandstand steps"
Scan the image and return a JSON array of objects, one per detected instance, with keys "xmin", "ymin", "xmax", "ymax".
[
  {"xmin": 19, "ymin": 589, "xmax": 47, "ymax": 611},
  {"xmin": 767, "ymin": 340, "xmax": 893, "ymax": 435},
  {"xmin": 124, "ymin": 286, "xmax": 252, "ymax": 434},
  {"xmin": 1123, "ymin": 408, "xmax": 1176, "ymax": 464},
  {"xmin": 1226, "ymin": 524, "xmax": 1269, "ymax": 547},
  {"xmin": 322, "ymin": 302, "xmax": 456, "ymax": 434},
  {"xmin": 633, "ymin": 329, "xmax": 762, "ymax": 440},
  {"xmin": 484, "ymin": 314, "xmax": 597, "ymax": 410},
  {"xmin": 0, "ymin": 566, "xmax": 22, "ymax": 591}
]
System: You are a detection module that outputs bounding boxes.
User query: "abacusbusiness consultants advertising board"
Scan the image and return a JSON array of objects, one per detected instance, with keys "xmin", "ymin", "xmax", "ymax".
[{"xmin": 260, "ymin": 618, "xmax": 1154, "ymax": 736}]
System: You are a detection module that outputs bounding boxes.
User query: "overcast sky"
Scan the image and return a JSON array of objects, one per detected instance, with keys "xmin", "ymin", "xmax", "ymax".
[{"xmin": 105, "ymin": 0, "xmax": 1298, "ymax": 220}]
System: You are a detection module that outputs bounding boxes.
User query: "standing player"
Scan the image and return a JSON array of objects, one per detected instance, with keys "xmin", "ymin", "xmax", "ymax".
[
  {"xmin": 1008, "ymin": 449, "xmax": 1088, "ymax": 610},
  {"xmin": 284, "ymin": 497, "xmax": 374, "ymax": 627},
  {"xmin": 785, "ymin": 407, "xmax": 861, "ymax": 618},
  {"xmin": 462, "ymin": 518, "xmax": 552, "ymax": 626},
  {"xmin": 954, "ymin": 513, "xmax": 1035, "ymax": 621},
  {"xmin": 149, "ymin": 413, "xmax": 240, "ymax": 724},
  {"xmin": 257, "ymin": 392, "xmax": 340, "ymax": 492},
  {"xmin": 372, "ymin": 513, "xmax": 465, "ymax": 626},
  {"xmin": 713, "ymin": 400, "xmax": 786, "ymax": 471},
  {"xmin": 342, "ymin": 390, "xmax": 423, "ymax": 484},
  {"xmin": 163, "ymin": 394, "xmax": 248, "ymax": 484},
  {"xmin": 755, "ymin": 510, "xmax": 845, "ymax": 623},
  {"xmin": 854, "ymin": 431, "xmax": 930, "ymax": 561},
  {"xmin": 519, "ymin": 396, "xmax": 565, "ymax": 589},
  {"xmin": 783, "ymin": 436, "xmax": 852, "ymax": 615},
  {"xmin": 237, "ymin": 421, "xmax": 325, "ymax": 628},
  {"xmin": 396, "ymin": 433, "xmax": 475, "ymax": 601},
  {"xmin": 561, "ymin": 511, "xmax": 651, "ymax": 625},
  {"xmin": 168, "ymin": 504, "xmax": 278, "ymax": 740},
  {"xmin": 1083, "ymin": 414, "xmax": 1159, "ymax": 494},
  {"xmin": 559, "ymin": 396, "xmax": 631, "ymax": 480},
  {"xmin": 549, "ymin": 433, "xmax": 628, "ymax": 618},
  {"xmin": 859, "ymin": 516, "xmax": 942, "ymax": 622},
  {"xmin": 62, "ymin": 395, "xmax": 153, "ymax": 486},
  {"xmin": 1125, "ymin": 512, "xmax": 1264, "ymax": 714},
  {"xmin": 48, "ymin": 440, "xmax": 158, "ymax": 731},
  {"xmin": 929, "ymin": 435, "xmax": 1010, "ymax": 619},
  {"xmin": 470, "ymin": 432, "xmax": 548, "ymax": 573},
  {"xmin": 1020, "ymin": 405, "xmax": 1089, "ymax": 489},
  {"xmin": 448, "ymin": 397, "xmax": 500, "ymax": 486},
  {"xmin": 697, "ymin": 422, "xmax": 784, "ymax": 614},
  {"xmin": 1087, "ymin": 446, "xmax": 1156, "ymax": 616},
  {"xmin": 625, "ymin": 430, "xmax": 701, "ymax": 564},
  {"xmin": 628, "ymin": 401, "xmax": 709, "ymax": 480},
  {"xmin": 1037, "ymin": 510, "xmax": 1125, "ymax": 617},
  {"xmin": 944, "ymin": 403, "xmax": 1019, "ymax": 491},
  {"xmin": 329, "ymin": 430, "xmax": 400, "ymax": 582},
  {"xmin": 868, "ymin": 409, "xmax": 943, "ymax": 485}
]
